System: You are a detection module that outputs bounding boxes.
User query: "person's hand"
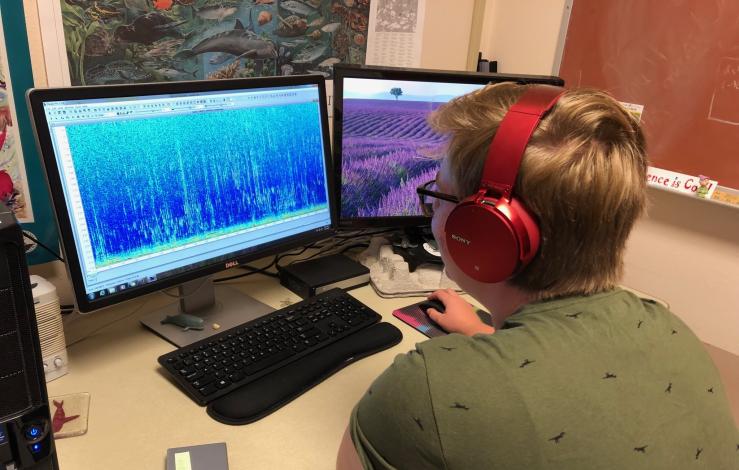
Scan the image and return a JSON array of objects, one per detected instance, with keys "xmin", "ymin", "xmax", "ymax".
[{"xmin": 426, "ymin": 289, "xmax": 495, "ymax": 336}]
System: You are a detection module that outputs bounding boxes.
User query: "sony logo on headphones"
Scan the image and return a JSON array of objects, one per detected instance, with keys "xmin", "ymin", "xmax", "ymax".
[{"xmin": 451, "ymin": 234, "xmax": 471, "ymax": 246}]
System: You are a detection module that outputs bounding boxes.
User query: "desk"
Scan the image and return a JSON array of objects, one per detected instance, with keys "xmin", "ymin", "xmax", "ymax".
[
  {"xmin": 48, "ymin": 275, "xmax": 431, "ymax": 470},
  {"xmin": 47, "ymin": 275, "xmax": 739, "ymax": 469}
]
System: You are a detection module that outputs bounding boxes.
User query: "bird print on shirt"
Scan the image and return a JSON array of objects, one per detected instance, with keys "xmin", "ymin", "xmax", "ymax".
[
  {"xmin": 413, "ymin": 417, "xmax": 424, "ymax": 431},
  {"xmin": 665, "ymin": 382, "xmax": 672, "ymax": 393},
  {"xmin": 565, "ymin": 312, "xmax": 582, "ymax": 319},
  {"xmin": 548, "ymin": 432, "xmax": 565, "ymax": 444},
  {"xmin": 602, "ymin": 372, "xmax": 617, "ymax": 379},
  {"xmin": 634, "ymin": 445, "xmax": 648, "ymax": 453},
  {"xmin": 695, "ymin": 448, "xmax": 703, "ymax": 459},
  {"xmin": 450, "ymin": 402, "xmax": 469, "ymax": 410},
  {"xmin": 520, "ymin": 359, "xmax": 535, "ymax": 368}
]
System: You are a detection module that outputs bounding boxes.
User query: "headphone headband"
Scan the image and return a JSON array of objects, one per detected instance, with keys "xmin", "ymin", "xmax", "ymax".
[{"xmin": 481, "ymin": 85, "xmax": 566, "ymax": 200}]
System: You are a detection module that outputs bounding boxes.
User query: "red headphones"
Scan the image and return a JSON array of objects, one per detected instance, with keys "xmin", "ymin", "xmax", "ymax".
[{"xmin": 444, "ymin": 85, "xmax": 566, "ymax": 283}]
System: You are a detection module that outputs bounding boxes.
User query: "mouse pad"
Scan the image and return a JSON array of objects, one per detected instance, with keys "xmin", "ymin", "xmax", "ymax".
[
  {"xmin": 393, "ymin": 303, "xmax": 447, "ymax": 338},
  {"xmin": 392, "ymin": 302, "xmax": 493, "ymax": 338}
]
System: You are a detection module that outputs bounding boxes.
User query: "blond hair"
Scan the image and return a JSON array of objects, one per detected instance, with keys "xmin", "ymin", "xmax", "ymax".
[{"xmin": 429, "ymin": 82, "xmax": 647, "ymax": 299}]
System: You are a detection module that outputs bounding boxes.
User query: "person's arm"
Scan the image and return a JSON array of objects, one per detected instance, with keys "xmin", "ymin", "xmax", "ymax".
[
  {"xmin": 427, "ymin": 289, "xmax": 495, "ymax": 336},
  {"xmin": 336, "ymin": 426, "xmax": 363, "ymax": 470}
]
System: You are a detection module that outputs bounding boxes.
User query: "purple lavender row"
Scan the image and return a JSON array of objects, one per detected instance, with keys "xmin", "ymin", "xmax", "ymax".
[{"xmin": 356, "ymin": 168, "xmax": 438, "ymax": 217}]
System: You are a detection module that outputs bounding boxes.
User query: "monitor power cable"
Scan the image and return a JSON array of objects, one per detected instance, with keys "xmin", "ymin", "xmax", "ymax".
[{"xmin": 23, "ymin": 232, "xmax": 65, "ymax": 263}]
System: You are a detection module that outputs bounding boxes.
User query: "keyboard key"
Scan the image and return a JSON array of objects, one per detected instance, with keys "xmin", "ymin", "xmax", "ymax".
[
  {"xmin": 243, "ymin": 349, "xmax": 294, "ymax": 376},
  {"xmin": 192, "ymin": 375, "xmax": 215, "ymax": 388},
  {"xmin": 198, "ymin": 384, "xmax": 218, "ymax": 396}
]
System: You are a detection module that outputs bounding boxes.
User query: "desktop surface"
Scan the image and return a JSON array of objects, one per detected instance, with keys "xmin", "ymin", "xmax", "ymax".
[
  {"xmin": 46, "ymin": 275, "xmax": 431, "ymax": 469},
  {"xmin": 41, "ymin": 273, "xmax": 739, "ymax": 469}
]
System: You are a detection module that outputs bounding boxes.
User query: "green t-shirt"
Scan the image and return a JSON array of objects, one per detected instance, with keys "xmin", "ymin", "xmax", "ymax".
[{"xmin": 351, "ymin": 289, "xmax": 738, "ymax": 469}]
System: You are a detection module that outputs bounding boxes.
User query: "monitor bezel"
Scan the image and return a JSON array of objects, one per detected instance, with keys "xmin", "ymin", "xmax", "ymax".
[
  {"xmin": 332, "ymin": 63, "xmax": 565, "ymax": 229},
  {"xmin": 27, "ymin": 75, "xmax": 336, "ymax": 313}
]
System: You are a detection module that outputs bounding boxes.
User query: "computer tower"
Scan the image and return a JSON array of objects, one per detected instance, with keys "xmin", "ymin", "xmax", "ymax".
[{"xmin": 0, "ymin": 203, "xmax": 58, "ymax": 469}]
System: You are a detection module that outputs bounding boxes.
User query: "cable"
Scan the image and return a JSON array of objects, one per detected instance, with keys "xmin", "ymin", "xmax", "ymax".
[
  {"xmin": 23, "ymin": 232, "xmax": 64, "ymax": 263},
  {"xmin": 334, "ymin": 228, "xmax": 396, "ymax": 240},
  {"xmin": 214, "ymin": 231, "xmax": 392, "ymax": 283},
  {"xmin": 159, "ymin": 276, "xmax": 212, "ymax": 299},
  {"xmin": 340, "ymin": 243, "xmax": 369, "ymax": 254},
  {"xmin": 213, "ymin": 256, "xmax": 280, "ymax": 283},
  {"xmin": 64, "ymin": 296, "xmax": 157, "ymax": 348},
  {"xmin": 274, "ymin": 242, "xmax": 320, "ymax": 269},
  {"xmin": 239, "ymin": 263, "xmax": 279, "ymax": 278}
]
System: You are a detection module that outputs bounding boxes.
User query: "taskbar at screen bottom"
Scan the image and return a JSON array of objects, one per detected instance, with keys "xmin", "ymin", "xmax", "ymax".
[{"xmin": 82, "ymin": 223, "xmax": 333, "ymax": 302}]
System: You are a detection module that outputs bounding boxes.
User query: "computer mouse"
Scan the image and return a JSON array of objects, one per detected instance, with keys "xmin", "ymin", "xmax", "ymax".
[{"xmin": 418, "ymin": 299, "xmax": 446, "ymax": 314}]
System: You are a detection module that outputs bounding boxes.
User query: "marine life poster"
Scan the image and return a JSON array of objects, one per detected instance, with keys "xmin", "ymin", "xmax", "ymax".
[{"xmin": 60, "ymin": 0, "xmax": 371, "ymax": 85}]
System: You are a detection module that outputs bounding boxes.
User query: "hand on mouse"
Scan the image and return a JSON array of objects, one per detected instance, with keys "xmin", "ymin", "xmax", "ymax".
[{"xmin": 427, "ymin": 289, "xmax": 495, "ymax": 337}]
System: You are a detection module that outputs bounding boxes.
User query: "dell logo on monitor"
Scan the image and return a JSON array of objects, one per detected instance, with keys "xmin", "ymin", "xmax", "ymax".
[
  {"xmin": 225, "ymin": 260, "xmax": 239, "ymax": 269},
  {"xmin": 451, "ymin": 234, "xmax": 471, "ymax": 246}
]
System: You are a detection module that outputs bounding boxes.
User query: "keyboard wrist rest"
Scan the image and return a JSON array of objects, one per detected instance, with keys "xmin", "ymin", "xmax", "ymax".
[{"xmin": 206, "ymin": 322, "xmax": 403, "ymax": 425}]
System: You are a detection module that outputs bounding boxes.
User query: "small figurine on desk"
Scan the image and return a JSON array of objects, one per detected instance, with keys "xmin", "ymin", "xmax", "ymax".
[
  {"xmin": 696, "ymin": 174, "xmax": 710, "ymax": 198},
  {"xmin": 161, "ymin": 313, "xmax": 205, "ymax": 331}
]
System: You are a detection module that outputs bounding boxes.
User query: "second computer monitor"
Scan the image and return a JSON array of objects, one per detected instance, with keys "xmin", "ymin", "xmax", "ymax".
[{"xmin": 332, "ymin": 64, "xmax": 564, "ymax": 229}]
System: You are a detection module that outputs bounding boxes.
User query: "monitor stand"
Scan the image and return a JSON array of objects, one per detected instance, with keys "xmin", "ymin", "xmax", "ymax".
[
  {"xmin": 140, "ymin": 276, "xmax": 275, "ymax": 348},
  {"xmin": 390, "ymin": 226, "xmax": 443, "ymax": 272}
]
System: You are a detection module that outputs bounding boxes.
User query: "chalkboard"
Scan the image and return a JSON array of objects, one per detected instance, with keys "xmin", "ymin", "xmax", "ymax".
[{"xmin": 558, "ymin": 0, "xmax": 739, "ymax": 190}]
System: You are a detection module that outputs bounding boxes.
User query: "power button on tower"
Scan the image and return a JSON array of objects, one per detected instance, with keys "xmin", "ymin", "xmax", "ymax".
[{"xmin": 24, "ymin": 424, "xmax": 44, "ymax": 442}]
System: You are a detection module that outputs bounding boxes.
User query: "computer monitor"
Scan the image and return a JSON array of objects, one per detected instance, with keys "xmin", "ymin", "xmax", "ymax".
[
  {"xmin": 332, "ymin": 64, "xmax": 565, "ymax": 229},
  {"xmin": 27, "ymin": 75, "xmax": 334, "ymax": 343}
]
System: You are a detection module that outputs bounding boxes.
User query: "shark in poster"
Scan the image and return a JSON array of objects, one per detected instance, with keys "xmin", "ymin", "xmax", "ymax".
[{"xmin": 60, "ymin": 0, "xmax": 370, "ymax": 84}]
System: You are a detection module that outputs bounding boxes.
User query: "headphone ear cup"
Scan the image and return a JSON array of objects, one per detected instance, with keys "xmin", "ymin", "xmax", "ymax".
[{"xmin": 444, "ymin": 196, "xmax": 540, "ymax": 283}]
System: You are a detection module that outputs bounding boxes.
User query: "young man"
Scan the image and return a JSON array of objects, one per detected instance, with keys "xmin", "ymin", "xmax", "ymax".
[{"xmin": 337, "ymin": 83, "xmax": 737, "ymax": 469}]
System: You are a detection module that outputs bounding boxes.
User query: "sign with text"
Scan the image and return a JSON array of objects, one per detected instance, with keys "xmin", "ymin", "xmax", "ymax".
[{"xmin": 647, "ymin": 166, "xmax": 718, "ymax": 199}]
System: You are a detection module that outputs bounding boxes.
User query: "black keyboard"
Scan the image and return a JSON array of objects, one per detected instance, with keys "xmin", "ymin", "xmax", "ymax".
[{"xmin": 158, "ymin": 288, "xmax": 381, "ymax": 406}]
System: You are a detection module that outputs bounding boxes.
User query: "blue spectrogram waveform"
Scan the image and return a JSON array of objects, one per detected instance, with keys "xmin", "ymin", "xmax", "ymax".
[{"xmin": 65, "ymin": 102, "xmax": 328, "ymax": 268}]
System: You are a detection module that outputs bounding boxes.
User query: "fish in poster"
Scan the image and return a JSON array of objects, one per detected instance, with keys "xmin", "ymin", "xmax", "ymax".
[
  {"xmin": 291, "ymin": 42, "xmax": 327, "ymax": 63},
  {"xmin": 280, "ymin": 0, "xmax": 317, "ymax": 17},
  {"xmin": 178, "ymin": 20, "xmax": 276, "ymax": 60},
  {"xmin": 60, "ymin": 0, "xmax": 371, "ymax": 84},
  {"xmin": 194, "ymin": 3, "xmax": 240, "ymax": 22},
  {"xmin": 275, "ymin": 15, "xmax": 308, "ymax": 37},
  {"xmin": 85, "ymin": 60, "xmax": 152, "ymax": 84},
  {"xmin": 114, "ymin": 12, "xmax": 188, "ymax": 44},
  {"xmin": 153, "ymin": 0, "xmax": 173, "ymax": 10}
]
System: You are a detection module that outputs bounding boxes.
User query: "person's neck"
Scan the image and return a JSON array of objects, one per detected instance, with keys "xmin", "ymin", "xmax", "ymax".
[{"xmin": 469, "ymin": 282, "xmax": 537, "ymax": 329}]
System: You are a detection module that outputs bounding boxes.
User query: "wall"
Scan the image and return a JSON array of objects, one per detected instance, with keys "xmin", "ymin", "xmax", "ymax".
[
  {"xmin": 479, "ymin": 0, "xmax": 739, "ymax": 355},
  {"xmin": 421, "ymin": 0, "xmax": 476, "ymax": 71},
  {"xmin": 479, "ymin": 0, "xmax": 569, "ymax": 75}
]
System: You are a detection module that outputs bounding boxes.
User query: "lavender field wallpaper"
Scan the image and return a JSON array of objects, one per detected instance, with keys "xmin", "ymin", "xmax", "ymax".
[{"xmin": 339, "ymin": 78, "xmax": 485, "ymax": 219}]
